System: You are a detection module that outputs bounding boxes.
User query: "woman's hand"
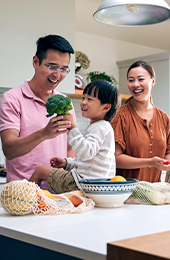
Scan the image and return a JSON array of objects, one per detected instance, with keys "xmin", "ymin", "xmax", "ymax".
[
  {"xmin": 50, "ymin": 156, "xmax": 67, "ymax": 169},
  {"xmin": 115, "ymin": 143, "xmax": 170, "ymax": 171},
  {"xmin": 150, "ymin": 157, "xmax": 170, "ymax": 171}
]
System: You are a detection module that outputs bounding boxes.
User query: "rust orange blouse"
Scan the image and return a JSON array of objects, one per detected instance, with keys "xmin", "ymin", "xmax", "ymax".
[{"xmin": 111, "ymin": 102, "xmax": 170, "ymax": 182}]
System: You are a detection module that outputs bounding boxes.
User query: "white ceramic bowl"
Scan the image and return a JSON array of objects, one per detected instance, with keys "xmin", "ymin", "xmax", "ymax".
[{"xmin": 79, "ymin": 178, "xmax": 138, "ymax": 208}]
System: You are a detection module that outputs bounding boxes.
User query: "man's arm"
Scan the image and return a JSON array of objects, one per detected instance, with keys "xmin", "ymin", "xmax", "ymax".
[
  {"xmin": 1, "ymin": 129, "xmax": 46, "ymax": 160},
  {"xmin": 1, "ymin": 115, "xmax": 71, "ymax": 160}
]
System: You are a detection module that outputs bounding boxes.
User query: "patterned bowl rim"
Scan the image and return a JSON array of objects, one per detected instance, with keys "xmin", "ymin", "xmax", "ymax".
[{"xmin": 79, "ymin": 178, "xmax": 138, "ymax": 185}]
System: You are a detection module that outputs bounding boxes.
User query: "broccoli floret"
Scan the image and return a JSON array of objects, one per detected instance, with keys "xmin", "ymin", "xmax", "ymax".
[{"xmin": 46, "ymin": 94, "xmax": 73, "ymax": 117}]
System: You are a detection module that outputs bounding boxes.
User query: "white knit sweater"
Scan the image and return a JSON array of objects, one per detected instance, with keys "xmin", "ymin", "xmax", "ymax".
[{"xmin": 66, "ymin": 120, "xmax": 116, "ymax": 182}]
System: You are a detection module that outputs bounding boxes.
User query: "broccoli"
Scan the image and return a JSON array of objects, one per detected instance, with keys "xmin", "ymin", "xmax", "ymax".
[{"xmin": 46, "ymin": 94, "xmax": 73, "ymax": 117}]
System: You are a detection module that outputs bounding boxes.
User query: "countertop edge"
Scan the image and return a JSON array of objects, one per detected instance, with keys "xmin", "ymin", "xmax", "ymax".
[{"xmin": 0, "ymin": 227, "xmax": 106, "ymax": 260}]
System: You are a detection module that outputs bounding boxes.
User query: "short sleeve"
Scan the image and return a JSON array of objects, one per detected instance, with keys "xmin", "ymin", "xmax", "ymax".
[
  {"xmin": 110, "ymin": 109, "xmax": 126, "ymax": 152},
  {"xmin": 0, "ymin": 92, "xmax": 21, "ymax": 132}
]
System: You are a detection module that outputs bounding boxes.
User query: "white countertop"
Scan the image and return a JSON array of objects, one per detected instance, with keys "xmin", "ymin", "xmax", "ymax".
[{"xmin": 1, "ymin": 204, "xmax": 170, "ymax": 260}]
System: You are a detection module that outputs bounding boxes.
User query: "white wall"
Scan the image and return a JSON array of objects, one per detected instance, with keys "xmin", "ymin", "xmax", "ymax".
[
  {"xmin": 0, "ymin": 0, "xmax": 75, "ymax": 94},
  {"xmin": 75, "ymin": 31, "xmax": 165, "ymax": 87},
  {"xmin": 71, "ymin": 99, "xmax": 90, "ymax": 134}
]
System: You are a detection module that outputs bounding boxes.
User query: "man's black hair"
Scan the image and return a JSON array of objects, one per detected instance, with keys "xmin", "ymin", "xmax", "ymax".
[{"xmin": 36, "ymin": 34, "xmax": 74, "ymax": 64}]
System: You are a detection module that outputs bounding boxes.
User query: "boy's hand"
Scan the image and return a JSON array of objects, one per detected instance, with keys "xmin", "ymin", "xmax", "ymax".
[
  {"xmin": 62, "ymin": 114, "xmax": 76, "ymax": 130},
  {"xmin": 50, "ymin": 157, "xmax": 67, "ymax": 169}
]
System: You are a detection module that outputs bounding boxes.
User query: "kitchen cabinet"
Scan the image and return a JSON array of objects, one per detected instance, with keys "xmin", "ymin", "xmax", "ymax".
[{"xmin": 67, "ymin": 89, "xmax": 131, "ymax": 102}]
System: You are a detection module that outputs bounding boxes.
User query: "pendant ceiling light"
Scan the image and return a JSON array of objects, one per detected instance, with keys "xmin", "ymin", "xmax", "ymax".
[{"xmin": 93, "ymin": 0, "xmax": 170, "ymax": 27}]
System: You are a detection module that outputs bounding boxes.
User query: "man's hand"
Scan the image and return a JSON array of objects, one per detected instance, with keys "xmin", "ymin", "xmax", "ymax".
[
  {"xmin": 0, "ymin": 115, "xmax": 71, "ymax": 160},
  {"xmin": 42, "ymin": 115, "xmax": 71, "ymax": 139}
]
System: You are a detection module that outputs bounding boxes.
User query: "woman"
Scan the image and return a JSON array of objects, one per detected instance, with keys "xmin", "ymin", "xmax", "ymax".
[{"xmin": 111, "ymin": 60, "xmax": 170, "ymax": 182}]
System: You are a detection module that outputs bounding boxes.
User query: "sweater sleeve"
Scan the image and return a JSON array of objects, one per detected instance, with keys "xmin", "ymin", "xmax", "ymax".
[
  {"xmin": 65, "ymin": 157, "xmax": 75, "ymax": 171},
  {"xmin": 67, "ymin": 122, "xmax": 110, "ymax": 161}
]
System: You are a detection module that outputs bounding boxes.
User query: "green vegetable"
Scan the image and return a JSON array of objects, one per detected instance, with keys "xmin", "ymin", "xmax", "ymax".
[
  {"xmin": 130, "ymin": 182, "xmax": 166, "ymax": 205},
  {"xmin": 46, "ymin": 94, "xmax": 73, "ymax": 117}
]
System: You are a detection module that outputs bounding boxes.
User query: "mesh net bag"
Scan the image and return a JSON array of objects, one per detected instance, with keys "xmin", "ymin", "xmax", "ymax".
[
  {"xmin": 125, "ymin": 181, "xmax": 170, "ymax": 205},
  {"xmin": 0, "ymin": 180, "xmax": 95, "ymax": 216}
]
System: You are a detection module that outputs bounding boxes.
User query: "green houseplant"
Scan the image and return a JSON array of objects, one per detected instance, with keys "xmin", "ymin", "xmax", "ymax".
[{"xmin": 86, "ymin": 71, "xmax": 119, "ymax": 87}]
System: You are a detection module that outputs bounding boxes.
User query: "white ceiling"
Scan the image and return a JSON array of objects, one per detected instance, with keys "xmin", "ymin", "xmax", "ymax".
[{"xmin": 76, "ymin": 0, "xmax": 170, "ymax": 51}]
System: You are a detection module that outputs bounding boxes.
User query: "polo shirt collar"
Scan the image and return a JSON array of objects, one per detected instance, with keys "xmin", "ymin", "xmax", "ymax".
[{"xmin": 21, "ymin": 80, "xmax": 56, "ymax": 104}]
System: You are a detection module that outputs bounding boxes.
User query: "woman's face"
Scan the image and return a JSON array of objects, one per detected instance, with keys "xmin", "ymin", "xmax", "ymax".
[{"xmin": 128, "ymin": 66, "xmax": 155, "ymax": 102}]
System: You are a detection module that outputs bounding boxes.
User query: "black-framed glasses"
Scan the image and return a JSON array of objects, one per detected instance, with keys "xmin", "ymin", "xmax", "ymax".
[{"xmin": 44, "ymin": 63, "xmax": 70, "ymax": 75}]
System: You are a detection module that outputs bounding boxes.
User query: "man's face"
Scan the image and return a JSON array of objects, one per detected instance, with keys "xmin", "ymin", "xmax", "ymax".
[{"xmin": 33, "ymin": 49, "xmax": 70, "ymax": 91}]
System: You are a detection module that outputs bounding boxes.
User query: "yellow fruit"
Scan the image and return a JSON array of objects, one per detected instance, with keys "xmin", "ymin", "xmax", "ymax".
[
  {"xmin": 41, "ymin": 189, "xmax": 53, "ymax": 200},
  {"xmin": 110, "ymin": 175, "xmax": 126, "ymax": 182},
  {"xmin": 36, "ymin": 190, "xmax": 53, "ymax": 212},
  {"xmin": 0, "ymin": 181, "xmax": 37, "ymax": 215}
]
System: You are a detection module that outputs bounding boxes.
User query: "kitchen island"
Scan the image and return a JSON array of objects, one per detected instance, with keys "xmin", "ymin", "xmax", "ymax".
[{"xmin": 1, "ymin": 203, "xmax": 170, "ymax": 260}]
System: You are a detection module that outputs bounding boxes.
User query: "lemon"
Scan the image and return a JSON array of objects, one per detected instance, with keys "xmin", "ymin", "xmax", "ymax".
[
  {"xmin": 110, "ymin": 175, "xmax": 126, "ymax": 182},
  {"xmin": 41, "ymin": 189, "xmax": 53, "ymax": 199}
]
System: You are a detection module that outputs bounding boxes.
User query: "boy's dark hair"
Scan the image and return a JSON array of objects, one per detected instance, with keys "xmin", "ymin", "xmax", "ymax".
[
  {"xmin": 83, "ymin": 80, "xmax": 119, "ymax": 122},
  {"xmin": 35, "ymin": 34, "xmax": 74, "ymax": 65}
]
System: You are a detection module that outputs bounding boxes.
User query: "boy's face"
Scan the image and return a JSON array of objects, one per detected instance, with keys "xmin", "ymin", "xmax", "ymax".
[
  {"xmin": 33, "ymin": 49, "xmax": 70, "ymax": 91},
  {"xmin": 80, "ymin": 92, "xmax": 110, "ymax": 124}
]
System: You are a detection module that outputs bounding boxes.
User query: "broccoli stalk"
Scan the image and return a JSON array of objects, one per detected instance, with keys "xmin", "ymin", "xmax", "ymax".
[{"xmin": 46, "ymin": 94, "xmax": 73, "ymax": 117}]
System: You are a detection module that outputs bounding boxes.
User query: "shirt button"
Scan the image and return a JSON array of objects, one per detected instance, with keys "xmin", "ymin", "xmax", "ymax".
[
  {"xmin": 149, "ymin": 166, "xmax": 151, "ymax": 168},
  {"xmin": 150, "ymin": 143, "xmax": 152, "ymax": 146},
  {"xmin": 151, "ymin": 136, "xmax": 153, "ymax": 139},
  {"xmin": 150, "ymin": 151, "xmax": 152, "ymax": 153},
  {"xmin": 150, "ymin": 130, "xmax": 152, "ymax": 132}
]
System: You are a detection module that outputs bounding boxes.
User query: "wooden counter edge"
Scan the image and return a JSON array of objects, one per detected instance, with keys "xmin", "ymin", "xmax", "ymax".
[{"xmin": 107, "ymin": 231, "xmax": 170, "ymax": 260}]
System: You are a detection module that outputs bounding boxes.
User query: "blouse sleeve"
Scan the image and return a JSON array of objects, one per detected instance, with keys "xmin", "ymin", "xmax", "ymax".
[{"xmin": 110, "ymin": 110, "xmax": 127, "ymax": 152}]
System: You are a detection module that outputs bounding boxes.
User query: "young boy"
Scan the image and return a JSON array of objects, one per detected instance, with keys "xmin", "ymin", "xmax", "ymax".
[{"xmin": 29, "ymin": 80, "xmax": 119, "ymax": 193}]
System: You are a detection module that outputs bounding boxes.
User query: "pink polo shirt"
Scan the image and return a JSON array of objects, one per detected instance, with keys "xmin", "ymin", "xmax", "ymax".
[{"xmin": 0, "ymin": 81, "xmax": 76, "ymax": 190}]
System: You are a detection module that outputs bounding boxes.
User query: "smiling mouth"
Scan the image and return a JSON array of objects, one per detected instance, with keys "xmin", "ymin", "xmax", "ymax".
[
  {"xmin": 82, "ymin": 108, "xmax": 87, "ymax": 111},
  {"xmin": 133, "ymin": 89, "xmax": 143, "ymax": 94},
  {"xmin": 48, "ymin": 78, "xmax": 59, "ymax": 84}
]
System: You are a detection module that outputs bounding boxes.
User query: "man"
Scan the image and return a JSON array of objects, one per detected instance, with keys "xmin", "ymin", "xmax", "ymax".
[{"xmin": 0, "ymin": 34, "xmax": 76, "ymax": 191}]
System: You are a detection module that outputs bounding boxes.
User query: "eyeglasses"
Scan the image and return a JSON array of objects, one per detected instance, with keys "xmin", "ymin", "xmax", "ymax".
[{"xmin": 44, "ymin": 63, "xmax": 70, "ymax": 75}]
